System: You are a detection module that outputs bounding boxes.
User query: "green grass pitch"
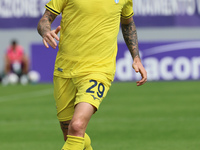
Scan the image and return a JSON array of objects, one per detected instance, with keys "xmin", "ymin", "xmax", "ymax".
[{"xmin": 0, "ymin": 81, "xmax": 200, "ymax": 150}]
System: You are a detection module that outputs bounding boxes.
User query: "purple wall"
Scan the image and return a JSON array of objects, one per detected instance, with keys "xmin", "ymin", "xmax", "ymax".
[
  {"xmin": 31, "ymin": 41, "xmax": 200, "ymax": 82},
  {"xmin": 31, "ymin": 44, "xmax": 58, "ymax": 82},
  {"xmin": 1, "ymin": 0, "xmax": 200, "ymax": 28}
]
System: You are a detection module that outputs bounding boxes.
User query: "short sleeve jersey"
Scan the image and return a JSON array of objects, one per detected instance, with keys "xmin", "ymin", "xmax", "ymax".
[{"xmin": 45, "ymin": 0, "xmax": 133, "ymax": 81}]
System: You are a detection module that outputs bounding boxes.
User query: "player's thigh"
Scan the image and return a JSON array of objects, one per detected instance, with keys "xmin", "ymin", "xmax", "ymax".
[
  {"xmin": 53, "ymin": 76, "xmax": 77, "ymax": 121},
  {"xmin": 73, "ymin": 73, "xmax": 112, "ymax": 110}
]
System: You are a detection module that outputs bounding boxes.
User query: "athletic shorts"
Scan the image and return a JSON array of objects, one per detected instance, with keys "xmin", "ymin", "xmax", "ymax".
[{"xmin": 53, "ymin": 73, "xmax": 112, "ymax": 122}]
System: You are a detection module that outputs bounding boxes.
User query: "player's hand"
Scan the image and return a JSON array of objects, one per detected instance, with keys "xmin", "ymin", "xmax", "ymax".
[
  {"xmin": 42, "ymin": 26, "xmax": 61, "ymax": 49},
  {"xmin": 132, "ymin": 56, "xmax": 147, "ymax": 86}
]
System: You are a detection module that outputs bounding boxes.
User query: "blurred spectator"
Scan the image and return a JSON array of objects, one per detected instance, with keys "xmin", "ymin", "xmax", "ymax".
[{"xmin": 4, "ymin": 40, "xmax": 29, "ymax": 77}]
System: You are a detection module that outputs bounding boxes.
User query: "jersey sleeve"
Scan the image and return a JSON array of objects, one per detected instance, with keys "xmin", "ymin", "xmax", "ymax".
[
  {"xmin": 45, "ymin": 0, "xmax": 67, "ymax": 15},
  {"xmin": 121, "ymin": 0, "xmax": 134, "ymax": 19}
]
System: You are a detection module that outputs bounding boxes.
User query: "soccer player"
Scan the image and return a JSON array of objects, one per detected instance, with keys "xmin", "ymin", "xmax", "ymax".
[{"xmin": 37, "ymin": 0, "xmax": 147, "ymax": 150}]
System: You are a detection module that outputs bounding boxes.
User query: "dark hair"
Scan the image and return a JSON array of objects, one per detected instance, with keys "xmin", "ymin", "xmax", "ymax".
[{"xmin": 11, "ymin": 40, "xmax": 17, "ymax": 46}]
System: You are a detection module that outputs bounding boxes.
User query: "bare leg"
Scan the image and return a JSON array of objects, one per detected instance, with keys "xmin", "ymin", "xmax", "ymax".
[
  {"xmin": 60, "ymin": 120, "xmax": 71, "ymax": 141},
  {"xmin": 68, "ymin": 102, "xmax": 96, "ymax": 137}
]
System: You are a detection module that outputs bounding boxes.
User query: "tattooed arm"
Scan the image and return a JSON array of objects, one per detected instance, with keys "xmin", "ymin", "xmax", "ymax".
[
  {"xmin": 121, "ymin": 17, "xmax": 147, "ymax": 86},
  {"xmin": 37, "ymin": 9, "xmax": 61, "ymax": 49}
]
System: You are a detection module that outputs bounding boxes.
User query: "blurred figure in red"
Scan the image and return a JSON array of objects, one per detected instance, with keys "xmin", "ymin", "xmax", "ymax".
[{"xmin": 4, "ymin": 40, "xmax": 29, "ymax": 77}]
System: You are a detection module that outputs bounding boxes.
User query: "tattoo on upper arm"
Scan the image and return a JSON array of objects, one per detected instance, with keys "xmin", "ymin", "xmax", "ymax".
[
  {"xmin": 37, "ymin": 10, "xmax": 57, "ymax": 37},
  {"xmin": 45, "ymin": 10, "xmax": 57, "ymax": 23},
  {"xmin": 121, "ymin": 20, "xmax": 139, "ymax": 59}
]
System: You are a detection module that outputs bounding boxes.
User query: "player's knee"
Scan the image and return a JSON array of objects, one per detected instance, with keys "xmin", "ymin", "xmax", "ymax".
[{"xmin": 69, "ymin": 119, "xmax": 85, "ymax": 136}]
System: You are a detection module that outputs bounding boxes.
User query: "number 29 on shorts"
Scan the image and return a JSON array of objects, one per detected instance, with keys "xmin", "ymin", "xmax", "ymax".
[{"xmin": 86, "ymin": 80, "xmax": 105, "ymax": 98}]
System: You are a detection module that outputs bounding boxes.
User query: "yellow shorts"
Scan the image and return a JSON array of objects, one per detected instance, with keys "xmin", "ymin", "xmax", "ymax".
[{"xmin": 53, "ymin": 73, "xmax": 112, "ymax": 122}]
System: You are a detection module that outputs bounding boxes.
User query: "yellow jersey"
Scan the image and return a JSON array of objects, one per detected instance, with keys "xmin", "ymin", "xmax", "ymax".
[{"xmin": 45, "ymin": 0, "xmax": 133, "ymax": 81}]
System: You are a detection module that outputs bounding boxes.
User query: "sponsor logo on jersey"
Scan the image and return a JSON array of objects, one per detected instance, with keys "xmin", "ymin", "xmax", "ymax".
[
  {"xmin": 115, "ymin": 0, "xmax": 119, "ymax": 4},
  {"xmin": 57, "ymin": 67, "xmax": 63, "ymax": 72}
]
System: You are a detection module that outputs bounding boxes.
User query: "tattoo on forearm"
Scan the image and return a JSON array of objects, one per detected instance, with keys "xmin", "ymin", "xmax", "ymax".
[
  {"xmin": 37, "ymin": 10, "xmax": 56, "ymax": 37},
  {"xmin": 121, "ymin": 21, "xmax": 140, "ymax": 59}
]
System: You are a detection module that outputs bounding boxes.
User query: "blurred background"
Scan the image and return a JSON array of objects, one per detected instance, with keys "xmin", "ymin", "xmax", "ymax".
[
  {"xmin": 0, "ymin": 0, "xmax": 200, "ymax": 82},
  {"xmin": 0, "ymin": 0, "xmax": 200, "ymax": 150}
]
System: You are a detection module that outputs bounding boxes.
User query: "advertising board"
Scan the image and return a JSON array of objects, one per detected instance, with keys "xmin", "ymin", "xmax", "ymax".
[
  {"xmin": 31, "ymin": 41, "xmax": 200, "ymax": 82},
  {"xmin": 1, "ymin": 0, "xmax": 200, "ymax": 28}
]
